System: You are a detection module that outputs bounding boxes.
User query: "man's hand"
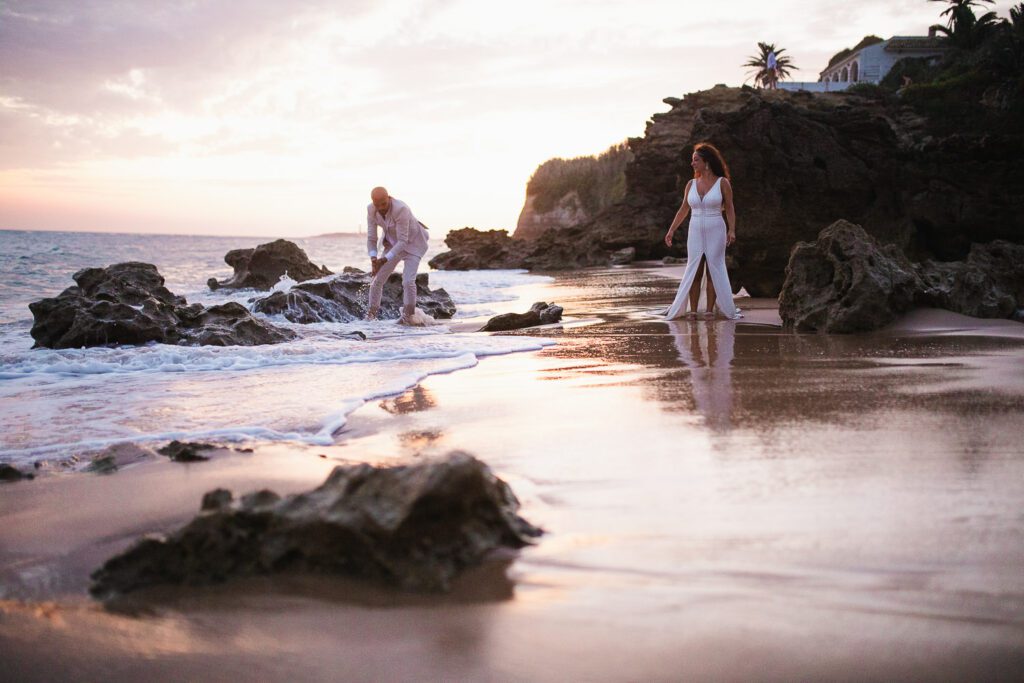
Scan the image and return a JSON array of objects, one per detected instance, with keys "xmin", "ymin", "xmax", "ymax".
[{"xmin": 371, "ymin": 256, "xmax": 387, "ymax": 277}]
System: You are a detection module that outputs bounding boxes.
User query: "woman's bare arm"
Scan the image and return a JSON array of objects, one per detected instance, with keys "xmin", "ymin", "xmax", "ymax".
[
  {"xmin": 721, "ymin": 178, "xmax": 736, "ymax": 246},
  {"xmin": 664, "ymin": 180, "xmax": 692, "ymax": 247}
]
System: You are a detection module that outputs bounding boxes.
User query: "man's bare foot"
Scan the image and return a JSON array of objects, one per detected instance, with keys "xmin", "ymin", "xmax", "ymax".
[{"xmin": 366, "ymin": 308, "xmax": 379, "ymax": 321}]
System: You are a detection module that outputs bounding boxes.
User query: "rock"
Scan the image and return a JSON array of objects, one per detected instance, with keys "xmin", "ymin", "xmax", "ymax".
[
  {"xmin": 513, "ymin": 193, "xmax": 592, "ymax": 242},
  {"xmin": 157, "ymin": 441, "xmax": 216, "ymax": 462},
  {"xmin": 89, "ymin": 452, "xmax": 542, "ymax": 598},
  {"xmin": 29, "ymin": 263, "xmax": 296, "ymax": 349},
  {"xmin": 779, "ymin": 220, "xmax": 920, "ymax": 333},
  {"xmin": 85, "ymin": 442, "xmax": 157, "ymax": 474},
  {"xmin": 914, "ymin": 241, "xmax": 1024, "ymax": 319},
  {"xmin": 0, "ymin": 464, "xmax": 33, "ymax": 482},
  {"xmin": 428, "ymin": 228, "xmax": 532, "ymax": 270},
  {"xmin": 663, "ymin": 256, "xmax": 685, "ymax": 265},
  {"xmin": 208, "ymin": 239, "xmax": 332, "ymax": 291},
  {"xmin": 609, "ymin": 247, "xmax": 636, "ymax": 265},
  {"xmin": 480, "ymin": 302, "xmax": 563, "ymax": 331},
  {"xmin": 253, "ymin": 272, "xmax": 456, "ymax": 323}
]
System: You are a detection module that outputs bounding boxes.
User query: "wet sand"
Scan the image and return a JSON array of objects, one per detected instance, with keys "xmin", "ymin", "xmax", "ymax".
[{"xmin": 2, "ymin": 264, "xmax": 1024, "ymax": 682}]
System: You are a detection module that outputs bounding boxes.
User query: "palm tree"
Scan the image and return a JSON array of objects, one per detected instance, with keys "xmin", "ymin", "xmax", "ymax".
[
  {"xmin": 743, "ymin": 42, "xmax": 796, "ymax": 88},
  {"xmin": 929, "ymin": 0, "xmax": 999, "ymax": 48}
]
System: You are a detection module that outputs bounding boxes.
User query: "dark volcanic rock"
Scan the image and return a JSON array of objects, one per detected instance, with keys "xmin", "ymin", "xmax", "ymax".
[
  {"xmin": 89, "ymin": 452, "xmax": 542, "ymax": 598},
  {"xmin": 29, "ymin": 262, "xmax": 296, "ymax": 349},
  {"xmin": 208, "ymin": 239, "xmax": 332, "ymax": 291},
  {"xmin": 915, "ymin": 241, "xmax": 1024, "ymax": 319},
  {"xmin": 253, "ymin": 272, "xmax": 456, "ymax": 323},
  {"xmin": 0, "ymin": 464, "xmax": 33, "ymax": 482},
  {"xmin": 480, "ymin": 302, "xmax": 563, "ymax": 331},
  {"xmin": 781, "ymin": 222, "xmax": 1024, "ymax": 332},
  {"xmin": 157, "ymin": 441, "xmax": 216, "ymax": 462},
  {"xmin": 779, "ymin": 220, "xmax": 920, "ymax": 333},
  {"xmin": 428, "ymin": 228, "xmax": 532, "ymax": 270}
]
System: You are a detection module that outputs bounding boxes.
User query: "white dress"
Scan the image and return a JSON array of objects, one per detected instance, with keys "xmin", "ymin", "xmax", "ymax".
[{"xmin": 665, "ymin": 177, "xmax": 741, "ymax": 320}]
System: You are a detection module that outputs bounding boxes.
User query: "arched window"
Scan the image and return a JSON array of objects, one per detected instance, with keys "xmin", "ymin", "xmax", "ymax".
[
  {"xmin": 841, "ymin": 66, "xmax": 849, "ymax": 82},
  {"xmin": 850, "ymin": 61, "xmax": 859, "ymax": 82},
  {"xmin": 832, "ymin": 73, "xmax": 840, "ymax": 83}
]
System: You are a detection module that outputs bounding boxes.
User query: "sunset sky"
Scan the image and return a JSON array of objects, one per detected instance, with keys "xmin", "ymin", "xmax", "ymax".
[{"xmin": 1, "ymin": 0, "xmax": 1016, "ymax": 237}]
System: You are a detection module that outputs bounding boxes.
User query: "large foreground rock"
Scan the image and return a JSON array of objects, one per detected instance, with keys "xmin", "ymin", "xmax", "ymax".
[
  {"xmin": 89, "ymin": 452, "xmax": 542, "ymax": 598},
  {"xmin": 779, "ymin": 221, "xmax": 1024, "ymax": 332},
  {"xmin": 29, "ymin": 262, "xmax": 296, "ymax": 349},
  {"xmin": 208, "ymin": 239, "xmax": 332, "ymax": 291},
  {"xmin": 253, "ymin": 270, "xmax": 456, "ymax": 323}
]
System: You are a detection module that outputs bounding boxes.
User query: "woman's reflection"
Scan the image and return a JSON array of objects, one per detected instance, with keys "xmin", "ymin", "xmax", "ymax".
[{"xmin": 665, "ymin": 319, "xmax": 735, "ymax": 431}]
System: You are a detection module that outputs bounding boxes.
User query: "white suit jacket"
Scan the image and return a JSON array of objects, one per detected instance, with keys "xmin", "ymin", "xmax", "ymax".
[{"xmin": 366, "ymin": 197, "xmax": 429, "ymax": 261}]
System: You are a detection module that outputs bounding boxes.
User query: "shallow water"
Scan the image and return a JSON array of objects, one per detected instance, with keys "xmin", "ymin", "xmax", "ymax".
[{"xmin": 0, "ymin": 230, "xmax": 552, "ymax": 462}]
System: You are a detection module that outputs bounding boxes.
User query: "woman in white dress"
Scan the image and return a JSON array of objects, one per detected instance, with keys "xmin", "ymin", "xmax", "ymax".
[{"xmin": 663, "ymin": 143, "xmax": 742, "ymax": 320}]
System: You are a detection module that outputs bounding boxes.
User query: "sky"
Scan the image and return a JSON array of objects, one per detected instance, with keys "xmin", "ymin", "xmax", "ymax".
[{"xmin": 0, "ymin": 0, "xmax": 1017, "ymax": 238}]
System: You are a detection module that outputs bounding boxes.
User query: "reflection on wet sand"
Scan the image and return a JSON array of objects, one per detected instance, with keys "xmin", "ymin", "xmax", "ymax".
[
  {"xmin": 381, "ymin": 386, "xmax": 437, "ymax": 415},
  {"xmin": 666, "ymin": 319, "xmax": 735, "ymax": 431}
]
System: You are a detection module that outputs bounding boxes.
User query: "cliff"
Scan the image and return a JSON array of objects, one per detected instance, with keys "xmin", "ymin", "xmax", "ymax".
[
  {"xmin": 449, "ymin": 84, "xmax": 1021, "ymax": 293},
  {"xmin": 513, "ymin": 143, "xmax": 631, "ymax": 241}
]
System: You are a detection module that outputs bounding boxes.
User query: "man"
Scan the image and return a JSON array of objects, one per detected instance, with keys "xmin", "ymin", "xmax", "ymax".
[
  {"xmin": 766, "ymin": 50, "xmax": 778, "ymax": 90},
  {"xmin": 365, "ymin": 186, "xmax": 430, "ymax": 323}
]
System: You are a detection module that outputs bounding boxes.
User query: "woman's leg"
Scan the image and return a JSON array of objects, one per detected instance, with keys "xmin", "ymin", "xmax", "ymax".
[
  {"xmin": 706, "ymin": 265, "xmax": 717, "ymax": 313},
  {"xmin": 703, "ymin": 222, "xmax": 739, "ymax": 318},
  {"xmin": 688, "ymin": 256, "xmax": 707, "ymax": 312}
]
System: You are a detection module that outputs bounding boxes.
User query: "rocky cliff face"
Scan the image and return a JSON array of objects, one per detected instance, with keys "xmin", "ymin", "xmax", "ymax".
[
  {"xmin": 513, "ymin": 193, "xmax": 591, "ymax": 241},
  {"xmin": 458, "ymin": 86, "xmax": 1022, "ymax": 297}
]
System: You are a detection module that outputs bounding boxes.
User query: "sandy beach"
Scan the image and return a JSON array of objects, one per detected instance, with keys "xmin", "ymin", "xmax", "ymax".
[{"xmin": 2, "ymin": 262, "xmax": 1023, "ymax": 681}]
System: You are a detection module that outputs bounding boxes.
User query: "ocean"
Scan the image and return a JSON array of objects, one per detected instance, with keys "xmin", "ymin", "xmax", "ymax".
[{"xmin": 0, "ymin": 229, "xmax": 553, "ymax": 463}]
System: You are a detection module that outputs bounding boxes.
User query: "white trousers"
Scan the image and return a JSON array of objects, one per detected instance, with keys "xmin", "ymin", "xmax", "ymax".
[{"xmin": 368, "ymin": 252, "xmax": 421, "ymax": 315}]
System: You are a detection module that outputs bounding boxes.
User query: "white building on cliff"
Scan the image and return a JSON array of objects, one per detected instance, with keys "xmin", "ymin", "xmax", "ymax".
[{"xmin": 780, "ymin": 29, "xmax": 947, "ymax": 92}]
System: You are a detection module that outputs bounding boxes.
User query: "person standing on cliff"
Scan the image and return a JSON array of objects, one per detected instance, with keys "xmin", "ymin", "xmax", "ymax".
[
  {"xmin": 366, "ymin": 186, "xmax": 430, "ymax": 323},
  {"xmin": 766, "ymin": 50, "xmax": 779, "ymax": 89}
]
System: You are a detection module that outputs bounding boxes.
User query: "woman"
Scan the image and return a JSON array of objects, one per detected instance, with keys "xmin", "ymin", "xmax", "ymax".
[{"xmin": 663, "ymin": 143, "xmax": 742, "ymax": 320}]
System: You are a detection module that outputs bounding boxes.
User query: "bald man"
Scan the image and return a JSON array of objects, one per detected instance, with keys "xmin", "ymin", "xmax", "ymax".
[{"xmin": 366, "ymin": 187, "xmax": 430, "ymax": 322}]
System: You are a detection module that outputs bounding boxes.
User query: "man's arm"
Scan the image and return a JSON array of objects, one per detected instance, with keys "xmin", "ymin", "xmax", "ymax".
[
  {"xmin": 366, "ymin": 206, "xmax": 379, "ymax": 258},
  {"xmin": 384, "ymin": 205, "xmax": 414, "ymax": 262}
]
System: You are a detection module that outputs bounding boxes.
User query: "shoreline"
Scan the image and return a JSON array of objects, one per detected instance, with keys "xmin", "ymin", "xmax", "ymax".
[{"xmin": 2, "ymin": 263, "xmax": 1024, "ymax": 681}]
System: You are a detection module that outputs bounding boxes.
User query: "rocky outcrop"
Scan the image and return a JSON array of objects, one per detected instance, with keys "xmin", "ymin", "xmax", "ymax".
[
  {"xmin": 498, "ymin": 86, "xmax": 1022, "ymax": 294},
  {"xmin": 779, "ymin": 221, "xmax": 1024, "ymax": 332},
  {"xmin": 514, "ymin": 194, "xmax": 591, "ymax": 242},
  {"xmin": 480, "ymin": 302, "xmax": 563, "ymax": 331},
  {"xmin": 253, "ymin": 270, "xmax": 456, "ymax": 323},
  {"xmin": 208, "ymin": 239, "xmax": 332, "ymax": 291},
  {"xmin": 89, "ymin": 452, "xmax": 542, "ymax": 598},
  {"xmin": 915, "ymin": 241, "xmax": 1024, "ymax": 319},
  {"xmin": 428, "ymin": 229, "xmax": 532, "ymax": 270},
  {"xmin": 29, "ymin": 263, "xmax": 296, "ymax": 349},
  {"xmin": 514, "ymin": 143, "xmax": 632, "ymax": 241},
  {"xmin": 779, "ymin": 221, "xmax": 919, "ymax": 333},
  {"xmin": 430, "ymin": 226, "xmax": 612, "ymax": 271}
]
